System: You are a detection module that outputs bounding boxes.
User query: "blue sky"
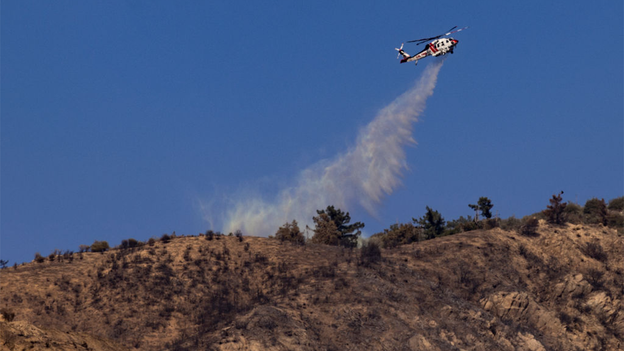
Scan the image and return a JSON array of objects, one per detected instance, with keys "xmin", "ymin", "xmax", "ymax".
[{"xmin": 2, "ymin": 1, "xmax": 622, "ymax": 265}]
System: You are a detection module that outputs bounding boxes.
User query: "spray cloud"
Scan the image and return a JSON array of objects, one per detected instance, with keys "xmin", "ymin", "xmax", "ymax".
[{"xmin": 221, "ymin": 61, "xmax": 444, "ymax": 236}]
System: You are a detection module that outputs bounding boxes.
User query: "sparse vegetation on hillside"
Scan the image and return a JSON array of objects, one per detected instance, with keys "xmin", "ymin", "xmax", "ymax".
[
  {"xmin": 3, "ymin": 220, "xmax": 622, "ymax": 351},
  {"xmin": 3, "ymin": 194, "xmax": 623, "ymax": 350}
]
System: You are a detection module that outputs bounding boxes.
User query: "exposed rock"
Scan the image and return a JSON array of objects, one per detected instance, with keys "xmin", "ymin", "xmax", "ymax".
[{"xmin": 0, "ymin": 320, "xmax": 128, "ymax": 351}]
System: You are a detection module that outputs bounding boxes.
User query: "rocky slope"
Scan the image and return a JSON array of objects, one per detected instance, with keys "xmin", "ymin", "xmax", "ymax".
[{"xmin": 1, "ymin": 222, "xmax": 622, "ymax": 350}]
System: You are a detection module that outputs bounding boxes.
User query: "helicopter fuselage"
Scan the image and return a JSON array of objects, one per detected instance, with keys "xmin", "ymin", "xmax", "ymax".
[{"xmin": 427, "ymin": 37, "xmax": 458, "ymax": 57}]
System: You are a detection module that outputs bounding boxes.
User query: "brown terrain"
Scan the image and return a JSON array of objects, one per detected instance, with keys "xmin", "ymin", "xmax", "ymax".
[{"xmin": 1, "ymin": 222, "xmax": 622, "ymax": 351}]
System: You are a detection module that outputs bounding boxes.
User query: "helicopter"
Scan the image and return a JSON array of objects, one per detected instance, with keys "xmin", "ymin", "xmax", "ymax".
[{"xmin": 396, "ymin": 26, "xmax": 468, "ymax": 65}]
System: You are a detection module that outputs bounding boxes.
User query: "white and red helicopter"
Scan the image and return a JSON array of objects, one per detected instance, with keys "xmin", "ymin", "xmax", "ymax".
[{"xmin": 396, "ymin": 26, "xmax": 468, "ymax": 65}]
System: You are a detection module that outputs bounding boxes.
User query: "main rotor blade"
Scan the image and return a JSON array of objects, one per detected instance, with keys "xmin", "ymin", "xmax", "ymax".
[
  {"xmin": 443, "ymin": 26, "xmax": 457, "ymax": 35},
  {"xmin": 445, "ymin": 26, "xmax": 468, "ymax": 36},
  {"xmin": 407, "ymin": 36, "xmax": 440, "ymax": 44}
]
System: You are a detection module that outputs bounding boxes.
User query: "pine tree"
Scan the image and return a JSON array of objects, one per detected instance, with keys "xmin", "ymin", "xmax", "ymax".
[
  {"xmin": 544, "ymin": 191, "xmax": 567, "ymax": 225},
  {"xmin": 315, "ymin": 206, "xmax": 364, "ymax": 248},
  {"xmin": 414, "ymin": 206, "xmax": 446, "ymax": 240}
]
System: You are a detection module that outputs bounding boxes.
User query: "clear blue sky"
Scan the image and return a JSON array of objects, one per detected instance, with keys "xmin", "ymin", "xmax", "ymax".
[{"xmin": 2, "ymin": 1, "xmax": 622, "ymax": 265}]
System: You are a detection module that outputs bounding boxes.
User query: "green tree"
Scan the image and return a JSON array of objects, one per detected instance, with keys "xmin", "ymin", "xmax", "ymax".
[
  {"xmin": 543, "ymin": 191, "xmax": 567, "ymax": 225},
  {"xmin": 310, "ymin": 213, "xmax": 341, "ymax": 246},
  {"xmin": 275, "ymin": 220, "xmax": 305, "ymax": 245},
  {"xmin": 315, "ymin": 206, "xmax": 364, "ymax": 248},
  {"xmin": 478, "ymin": 197, "xmax": 494, "ymax": 219},
  {"xmin": 468, "ymin": 197, "xmax": 494, "ymax": 220},
  {"xmin": 414, "ymin": 206, "xmax": 446, "ymax": 240}
]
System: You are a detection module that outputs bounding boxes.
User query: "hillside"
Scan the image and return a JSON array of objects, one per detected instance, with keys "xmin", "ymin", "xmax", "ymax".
[{"xmin": 1, "ymin": 222, "xmax": 622, "ymax": 351}]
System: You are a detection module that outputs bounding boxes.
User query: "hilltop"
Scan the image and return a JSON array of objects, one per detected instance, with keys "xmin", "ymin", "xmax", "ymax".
[{"xmin": 1, "ymin": 222, "xmax": 622, "ymax": 350}]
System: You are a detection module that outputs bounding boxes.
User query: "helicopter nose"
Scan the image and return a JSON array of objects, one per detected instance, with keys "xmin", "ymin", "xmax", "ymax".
[{"xmin": 451, "ymin": 39, "xmax": 458, "ymax": 45}]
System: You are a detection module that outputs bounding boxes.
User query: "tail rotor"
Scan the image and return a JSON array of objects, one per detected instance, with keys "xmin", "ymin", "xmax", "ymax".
[{"xmin": 395, "ymin": 43, "xmax": 404, "ymax": 59}]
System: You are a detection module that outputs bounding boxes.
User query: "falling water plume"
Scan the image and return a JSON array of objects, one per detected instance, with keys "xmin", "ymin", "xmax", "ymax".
[{"xmin": 221, "ymin": 60, "xmax": 444, "ymax": 236}]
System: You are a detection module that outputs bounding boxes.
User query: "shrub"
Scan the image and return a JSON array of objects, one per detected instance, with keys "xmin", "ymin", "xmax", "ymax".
[
  {"xmin": 445, "ymin": 216, "xmax": 474, "ymax": 235},
  {"xmin": 78, "ymin": 244, "xmax": 90, "ymax": 253},
  {"xmin": 483, "ymin": 218, "xmax": 500, "ymax": 230},
  {"xmin": 501, "ymin": 216, "xmax": 522, "ymax": 232},
  {"xmin": 461, "ymin": 220, "xmax": 481, "ymax": 232},
  {"xmin": 275, "ymin": 220, "xmax": 305, "ymax": 245},
  {"xmin": 128, "ymin": 238, "xmax": 138, "ymax": 248},
  {"xmin": 34, "ymin": 252, "xmax": 45, "ymax": 263},
  {"xmin": 91, "ymin": 241, "xmax": 110, "ymax": 253},
  {"xmin": 520, "ymin": 217, "xmax": 539, "ymax": 237},
  {"xmin": 585, "ymin": 268, "xmax": 605, "ymax": 290},
  {"xmin": 563, "ymin": 203, "xmax": 583, "ymax": 224},
  {"xmin": 147, "ymin": 238, "xmax": 156, "ymax": 246},
  {"xmin": 360, "ymin": 241, "xmax": 382, "ymax": 267},
  {"xmin": 0, "ymin": 308, "xmax": 15, "ymax": 322},
  {"xmin": 608, "ymin": 196, "xmax": 624, "ymax": 211},
  {"xmin": 582, "ymin": 241, "xmax": 607, "ymax": 262},
  {"xmin": 0, "ymin": 259, "xmax": 8, "ymax": 269},
  {"xmin": 205, "ymin": 230, "xmax": 214, "ymax": 241},
  {"xmin": 607, "ymin": 212, "xmax": 624, "ymax": 233},
  {"xmin": 235, "ymin": 230, "xmax": 244, "ymax": 242},
  {"xmin": 160, "ymin": 234, "xmax": 171, "ymax": 243},
  {"xmin": 372, "ymin": 223, "xmax": 420, "ymax": 248},
  {"xmin": 584, "ymin": 198, "xmax": 608, "ymax": 225}
]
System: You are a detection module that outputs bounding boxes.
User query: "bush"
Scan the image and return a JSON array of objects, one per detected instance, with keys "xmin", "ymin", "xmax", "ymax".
[
  {"xmin": 372, "ymin": 223, "xmax": 420, "ymax": 248},
  {"xmin": 520, "ymin": 217, "xmax": 540, "ymax": 237},
  {"xmin": 483, "ymin": 218, "xmax": 500, "ymax": 230},
  {"xmin": 563, "ymin": 203, "xmax": 583, "ymax": 224},
  {"xmin": 34, "ymin": 252, "xmax": 45, "ymax": 263},
  {"xmin": 128, "ymin": 238, "xmax": 138, "ymax": 248},
  {"xmin": 275, "ymin": 220, "xmax": 305, "ymax": 245},
  {"xmin": 582, "ymin": 241, "xmax": 607, "ymax": 262},
  {"xmin": 91, "ymin": 241, "xmax": 110, "ymax": 253},
  {"xmin": 501, "ymin": 216, "xmax": 522, "ymax": 232},
  {"xmin": 235, "ymin": 230, "xmax": 244, "ymax": 242},
  {"xmin": 147, "ymin": 238, "xmax": 156, "ymax": 246},
  {"xmin": 160, "ymin": 234, "xmax": 171, "ymax": 243},
  {"xmin": 205, "ymin": 230, "xmax": 215, "ymax": 241},
  {"xmin": 360, "ymin": 241, "xmax": 381, "ymax": 267},
  {"xmin": 607, "ymin": 212, "xmax": 624, "ymax": 233},
  {"xmin": 78, "ymin": 244, "xmax": 90, "ymax": 253},
  {"xmin": 585, "ymin": 268, "xmax": 605, "ymax": 290},
  {"xmin": 584, "ymin": 198, "xmax": 608, "ymax": 225},
  {"xmin": 608, "ymin": 196, "xmax": 624, "ymax": 211},
  {"xmin": 0, "ymin": 308, "xmax": 15, "ymax": 322}
]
